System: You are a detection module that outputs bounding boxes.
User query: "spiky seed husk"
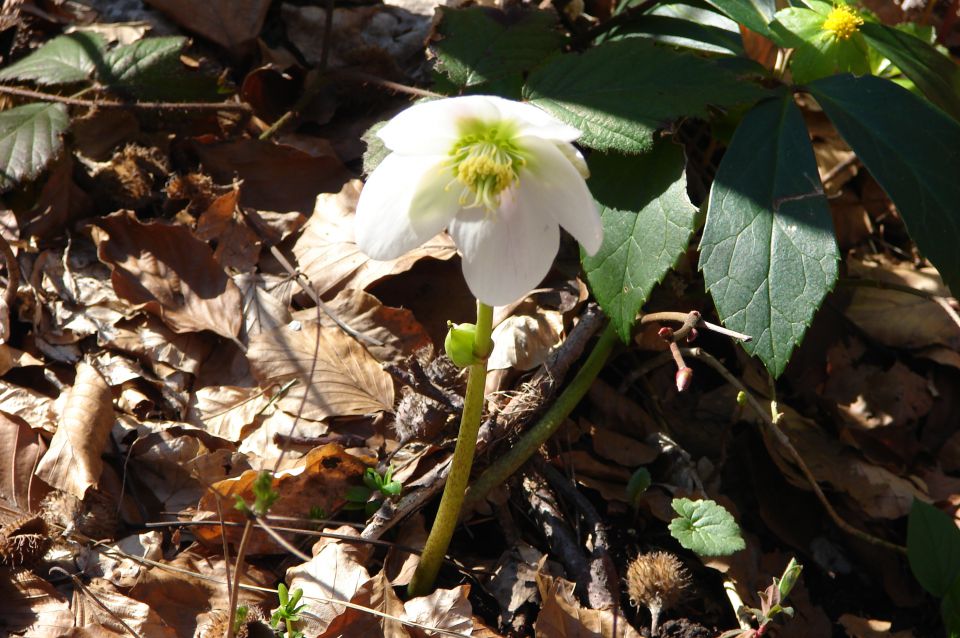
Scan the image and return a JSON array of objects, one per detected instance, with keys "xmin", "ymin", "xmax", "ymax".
[
  {"xmin": 0, "ymin": 515, "xmax": 52, "ymax": 569},
  {"xmin": 626, "ymin": 551, "xmax": 691, "ymax": 635}
]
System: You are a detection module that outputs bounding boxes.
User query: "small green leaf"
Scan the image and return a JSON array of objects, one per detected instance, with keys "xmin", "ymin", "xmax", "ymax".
[
  {"xmin": 770, "ymin": 2, "xmax": 870, "ymax": 83},
  {"xmin": 699, "ymin": 92, "xmax": 839, "ymax": 377},
  {"xmin": 907, "ymin": 499, "xmax": 960, "ymax": 597},
  {"xmin": 625, "ymin": 467, "xmax": 652, "ymax": 507},
  {"xmin": 669, "ymin": 497, "xmax": 746, "ymax": 556},
  {"xmin": 432, "ymin": 7, "xmax": 563, "ymax": 90},
  {"xmin": 945, "ymin": 580, "xmax": 960, "ymax": 638},
  {"xmin": 807, "ymin": 74, "xmax": 960, "ymax": 295},
  {"xmin": 524, "ymin": 39, "xmax": 765, "ymax": 153},
  {"xmin": 344, "ymin": 485, "xmax": 372, "ymax": 503},
  {"xmin": 860, "ymin": 22, "xmax": 960, "ymax": 121},
  {"xmin": 0, "ymin": 32, "xmax": 106, "ymax": 85},
  {"xmin": 0, "ymin": 102, "xmax": 69, "ymax": 193},
  {"xmin": 582, "ymin": 142, "xmax": 698, "ymax": 341},
  {"xmin": 703, "ymin": 0, "xmax": 776, "ymax": 38}
]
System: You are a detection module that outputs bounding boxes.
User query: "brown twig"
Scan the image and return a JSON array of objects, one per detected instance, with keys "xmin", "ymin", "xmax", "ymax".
[
  {"xmin": 385, "ymin": 358, "xmax": 463, "ymax": 413},
  {"xmin": 679, "ymin": 347, "xmax": 907, "ymax": 555},
  {"xmin": 640, "ymin": 310, "xmax": 752, "ymax": 342},
  {"xmin": 329, "ymin": 69, "xmax": 443, "ymax": 99},
  {"xmin": 225, "ymin": 519, "xmax": 254, "ymax": 638},
  {"xmin": 0, "ymin": 83, "xmax": 251, "ymax": 111}
]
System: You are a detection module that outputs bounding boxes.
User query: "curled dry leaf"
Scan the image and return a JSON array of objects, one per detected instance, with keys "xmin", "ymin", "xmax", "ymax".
[
  {"xmin": 247, "ymin": 320, "xmax": 395, "ymax": 421},
  {"xmin": 293, "ymin": 180, "xmax": 456, "ymax": 297},
  {"xmin": 193, "ymin": 444, "xmax": 367, "ymax": 553},
  {"xmin": 76, "ymin": 578, "xmax": 177, "ymax": 638},
  {"xmin": 403, "ymin": 583, "xmax": 474, "ymax": 638},
  {"xmin": 316, "ymin": 571, "xmax": 410, "ymax": 638},
  {"xmin": 534, "ymin": 559, "xmax": 642, "ymax": 638},
  {"xmin": 0, "ymin": 570, "xmax": 73, "ymax": 635},
  {"xmin": 0, "ymin": 380, "xmax": 58, "ymax": 434},
  {"xmin": 35, "ymin": 362, "xmax": 115, "ymax": 499},
  {"xmin": 91, "ymin": 211, "xmax": 242, "ymax": 339},
  {"xmin": 488, "ymin": 311, "xmax": 563, "ymax": 371},
  {"xmin": 0, "ymin": 412, "xmax": 50, "ymax": 511},
  {"xmin": 287, "ymin": 527, "xmax": 373, "ymax": 636}
]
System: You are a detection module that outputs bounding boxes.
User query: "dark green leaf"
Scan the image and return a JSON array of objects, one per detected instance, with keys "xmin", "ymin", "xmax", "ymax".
[
  {"xmin": 861, "ymin": 22, "xmax": 960, "ymax": 121},
  {"xmin": 582, "ymin": 143, "xmax": 698, "ymax": 340},
  {"xmin": 0, "ymin": 102, "xmax": 69, "ymax": 192},
  {"xmin": 102, "ymin": 36, "xmax": 221, "ymax": 101},
  {"xmin": 611, "ymin": 15, "xmax": 744, "ymax": 55},
  {"xmin": 626, "ymin": 467, "xmax": 652, "ymax": 507},
  {"xmin": 669, "ymin": 498, "xmax": 746, "ymax": 556},
  {"xmin": 770, "ymin": 3, "xmax": 870, "ymax": 83},
  {"xmin": 524, "ymin": 39, "xmax": 765, "ymax": 153},
  {"xmin": 699, "ymin": 92, "xmax": 838, "ymax": 377},
  {"xmin": 431, "ymin": 7, "xmax": 563, "ymax": 89},
  {"xmin": 945, "ymin": 581, "xmax": 960, "ymax": 638},
  {"xmin": 0, "ymin": 32, "xmax": 106, "ymax": 85},
  {"xmin": 703, "ymin": 0, "xmax": 776, "ymax": 37},
  {"xmin": 907, "ymin": 499, "xmax": 960, "ymax": 597},
  {"xmin": 808, "ymin": 74, "xmax": 960, "ymax": 295}
]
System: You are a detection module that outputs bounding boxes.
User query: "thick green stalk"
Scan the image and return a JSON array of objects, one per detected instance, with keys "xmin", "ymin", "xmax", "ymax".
[
  {"xmin": 463, "ymin": 322, "xmax": 617, "ymax": 508},
  {"xmin": 408, "ymin": 301, "xmax": 494, "ymax": 596}
]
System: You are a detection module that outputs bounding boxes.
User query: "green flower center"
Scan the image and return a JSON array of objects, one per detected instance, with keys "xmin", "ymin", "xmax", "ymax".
[{"xmin": 447, "ymin": 120, "xmax": 527, "ymax": 211}]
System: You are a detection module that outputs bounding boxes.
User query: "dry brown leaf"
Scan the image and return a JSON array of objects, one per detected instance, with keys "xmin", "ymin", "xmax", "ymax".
[
  {"xmin": 843, "ymin": 259, "xmax": 960, "ymax": 350},
  {"xmin": 288, "ymin": 527, "xmax": 373, "ymax": 636},
  {"xmin": 766, "ymin": 407, "xmax": 926, "ymax": 519},
  {"xmin": 79, "ymin": 531, "xmax": 163, "ymax": 588},
  {"xmin": 107, "ymin": 315, "xmax": 213, "ymax": 376},
  {"xmin": 247, "ymin": 320, "xmax": 395, "ymax": 421},
  {"xmin": 488, "ymin": 542, "xmax": 543, "ymax": 631},
  {"xmin": 144, "ymin": 0, "xmax": 270, "ymax": 50},
  {"xmin": 383, "ymin": 513, "xmax": 427, "ymax": 586},
  {"xmin": 825, "ymin": 359, "xmax": 933, "ymax": 431},
  {"xmin": 194, "ymin": 444, "xmax": 367, "ymax": 553},
  {"xmin": 235, "ymin": 272, "xmax": 293, "ymax": 337},
  {"xmin": 534, "ymin": 562, "xmax": 642, "ymax": 638},
  {"xmin": 238, "ymin": 409, "xmax": 329, "ymax": 470},
  {"xmin": 75, "ymin": 578, "xmax": 177, "ymax": 637},
  {"xmin": 0, "ymin": 570, "xmax": 73, "ymax": 635},
  {"xmin": 0, "ymin": 381, "xmax": 58, "ymax": 434},
  {"xmin": 317, "ymin": 571, "xmax": 411, "ymax": 638},
  {"xmin": 187, "ymin": 385, "xmax": 268, "ymax": 441},
  {"xmin": 127, "ymin": 551, "xmax": 272, "ymax": 637},
  {"xmin": 293, "ymin": 180, "xmax": 456, "ymax": 297},
  {"xmin": 488, "ymin": 311, "xmax": 563, "ymax": 371},
  {"xmin": 19, "ymin": 154, "xmax": 94, "ymax": 240},
  {"xmin": 403, "ymin": 583, "xmax": 474, "ymax": 638},
  {"xmin": 555, "ymin": 451, "xmax": 632, "ymax": 483},
  {"xmin": 191, "ymin": 137, "xmax": 350, "ymax": 214},
  {"xmin": 0, "ymin": 412, "xmax": 50, "ymax": 512},
  {"xmin": 91, "ymin": 211, "xmax": 243, "ymax": 339},
  {"xmin": 590, "ymin": 426, "xmax": 659, "ymax": 468},
  {"xmin": 36, "ymin": 362, "xmax": 115, "ymax": 499},
  {"xmin": 301, "ymin": 288, "xmax": 433, "ymax": 364},
  {"xmin": 838, "ymin": 614, "xmax": 915, "ymax": 638}
]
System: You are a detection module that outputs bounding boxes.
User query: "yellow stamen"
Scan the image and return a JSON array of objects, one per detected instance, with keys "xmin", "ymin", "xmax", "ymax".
[{"xmin": 822, "ymin": 4, "xmax": 863, "ymax": 40}]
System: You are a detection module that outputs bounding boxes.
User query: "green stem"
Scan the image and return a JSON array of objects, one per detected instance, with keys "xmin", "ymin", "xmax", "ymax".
[
  {"xmin": 463, "ymin": 322, "xmax": 617, "ymax": 508},
  {"xmin": 408, "ymin": 301, "xmax": 494, "ymax": 596}
]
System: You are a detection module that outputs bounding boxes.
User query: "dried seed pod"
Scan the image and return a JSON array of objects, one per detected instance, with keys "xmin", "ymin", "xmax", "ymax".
[
  {"xmin": 626, "ymin": 551, "xmax": 690, "ymax": 636},
  {"xmin": 197, "ymin": 606, "xmax": 268, "ymax": 638},
  {"xmin": 0, "ymin": 515, "xmax": 52, "ymax": 569}
]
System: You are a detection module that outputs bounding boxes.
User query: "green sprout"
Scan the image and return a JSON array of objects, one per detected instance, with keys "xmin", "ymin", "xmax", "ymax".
[
  {"xmin": 344, "ymin": 466, "xmax": 403, "ymax": 516},
  {"xmin": 270, "ymin": 583, "xmax": 306, "ymax": 638},
  {"xmin": 235, "ymin": 470, "xmax": 280, "ymax": 517}
]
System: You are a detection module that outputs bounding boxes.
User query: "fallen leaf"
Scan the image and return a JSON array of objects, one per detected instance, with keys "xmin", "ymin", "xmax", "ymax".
[
  {"xmin": 288, "ymin": 528, "xmax": 373, "ymax": 636},
  {"xmin": 317, "ymin": 571, "xmax": 411, "ymax": 638},
  {"xmin": 79, "ymin": 531, "xmax": 164, "ymax": 588},
  {"xmin": 383, "ymin": 513, "xmax": 427, "ymax": 587},
  {"xmin": 534, "ymin": 560, "xmax": 642, "ymax": 638},
  {"xmin": 838, "ymin": 614, "xmax": 915, "ymax": 637},
  {"xmin": 0, "ymin": 380, "xmax": 58, "ymax": 434},
  {"xmin": 193, "ymin": 444, "xmax": 367, "ymax": 553},
  {"xmin": 191, "ymin": 137, "xmax": 350, "ymax": 214},
  {"xmin": 107, "ymin": 315, "xmax": 213, "ymax": 376},
  {"xmin": 488, "ymin": 311, "xmax": 563, "ymax": 371},
  {"xmin": 293, "ymin": 180, "xmax": 456, "ymax": 297},
  {"xmin": 235, "ymin": 272, "xmax": 293, "ymax": 337},
  {"xmin": 36, "ymin": 362, "xmax": 115, "ymax": 499},
  {"xmin": 589, "ymin": 425, "xmax": 660, "ymax": 468},
  {"xmin": 187, "ymin": 385, "xmax": 269, "ymax": 442},
  {"xmin": 91, "ymin": 210, "xmax": 243, "ymax": 339},
  {"xmin": 403, "ymin": 583, "xmax": 474, "ymax": 638},
  {"xmin": 247, "ymin": 320, "xmax": 395, "ymax": 421},
  {"xmin": 488, "ymin": 542, "xmax": 542, "ymax": 631},
  {"xmin": 76, "ymin": 578, "xmax": 177, "ymax": 637},
  {"xmin": 144, "ymin": 0, "xmax": 271, "ymax": 51},
  {"xmin": 0, "ymin": 570, "xmax": 73, "ymax": 635},
  {"xmin": 0, "ymin": 412, "xmax": 50, "ymax": 512}
]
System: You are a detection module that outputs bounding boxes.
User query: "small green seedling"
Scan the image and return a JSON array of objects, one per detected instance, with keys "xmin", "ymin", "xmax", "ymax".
[
  {"xmin": 235, "ymin": 470, "xmax": 280, "ymax": 517},
  {"xmin": 719, "ymin": 557, "xmax": 803, "ymax": 638},
  {"xmin": 270, "ymin": 583, "xmax": 307, "ymax": 638},
  {"xmin": 344, "ymin": 467, "xmax": 403, "ymax": 516},
  {"xmin": 232, "ymin": 605, "xmax": 248, "ymax": 635}
]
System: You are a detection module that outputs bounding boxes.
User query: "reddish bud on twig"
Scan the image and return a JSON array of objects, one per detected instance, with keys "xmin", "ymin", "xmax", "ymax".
[
  {"xmin": 675, "ymin": 367, "xmax": 693, "ymax": 392},
  {"xmin": 658, "ymin": 327, "xmax": 674, "ymax": 341},
  {"xmin": 686, "ymin": 328, "xmax": 698, "ymax": 343}
]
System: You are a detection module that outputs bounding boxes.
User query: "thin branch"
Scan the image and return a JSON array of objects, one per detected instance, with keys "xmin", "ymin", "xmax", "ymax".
[
  {"xmin": 680, "ymin": 347, "xmax": 907, "ymax": 555},
  {"xmin": 0, "ymin": 83, "xmax": 251, "ymax": 111},
  {"xmin": 330, "ymin": 69, "xmax": 443, "ymax": 99}
]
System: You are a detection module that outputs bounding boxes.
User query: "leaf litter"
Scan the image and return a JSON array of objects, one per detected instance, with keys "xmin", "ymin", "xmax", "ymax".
[{"xmin": 0, "ymin": 0, "xmax": 953, "ymax": 636}]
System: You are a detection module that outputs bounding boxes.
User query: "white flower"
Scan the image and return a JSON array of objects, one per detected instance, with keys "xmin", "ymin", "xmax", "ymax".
[{"xmin": 355, "ymin": 95, "xmax": 603, "ymax": 306}]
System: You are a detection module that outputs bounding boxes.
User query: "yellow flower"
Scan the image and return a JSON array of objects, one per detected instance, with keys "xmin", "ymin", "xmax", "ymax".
[{"xmin": 822, "ymin": 4, "xmax": 864, "ymax": 40}]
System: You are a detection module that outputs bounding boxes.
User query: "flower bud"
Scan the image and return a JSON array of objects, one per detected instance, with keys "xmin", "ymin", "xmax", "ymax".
[
  {"xmin": 777, "ymin": 557, "xmax": 802, "ymax": 601},
  {"xmin": 675, "ymin": 367, "xmax": 693, "ymax": 392},
  {"xmin": 444, "ymin": 322, "xmax": 478, "ymax": 367}
]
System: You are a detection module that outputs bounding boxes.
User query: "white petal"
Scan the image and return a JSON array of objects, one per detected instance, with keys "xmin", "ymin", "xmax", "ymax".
[
  {"xmin": 517, "ymin": 136, "xmax": 603, "ymax": 255},
  {"xmin": 355, "ymin": 153, "xmax": 459, "ymax": 260},
  {"xmin": 488, "ymin": 97, "xmax": 582, "ymax": 142},
  {"xmin": 377, "ymin": 96, "xmax": 501, "ymax": 155},
  {"xmin": 449, "ymin": 188, "xmax": 560, "ymax": 306}
]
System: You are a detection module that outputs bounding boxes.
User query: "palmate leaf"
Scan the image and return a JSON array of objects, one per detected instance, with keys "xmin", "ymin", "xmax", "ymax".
[
  {"xmin": 699, "ymin": 90, "xmax": 838, "ymax": 377},
  {"xmin": 524, "ymin": 39, "xmax": 765, "ymax": 153},
  {"xmin": 0, "ymin": 103, "xmax": 69, "ymax": 192},
  {"xmin": 807, "ymin": 74, "xmax": 960, "ymax": 296},
  {"xmin": 669, "ymin": 498, "xmax": 746, "ymax": 556},
  {"xmin": 0, "ymin": 32, "xmax": 106, "ymax": 85},
  {"xmin": 582, "ymin": 142, "xmax": 698, "ymax": 341}
]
